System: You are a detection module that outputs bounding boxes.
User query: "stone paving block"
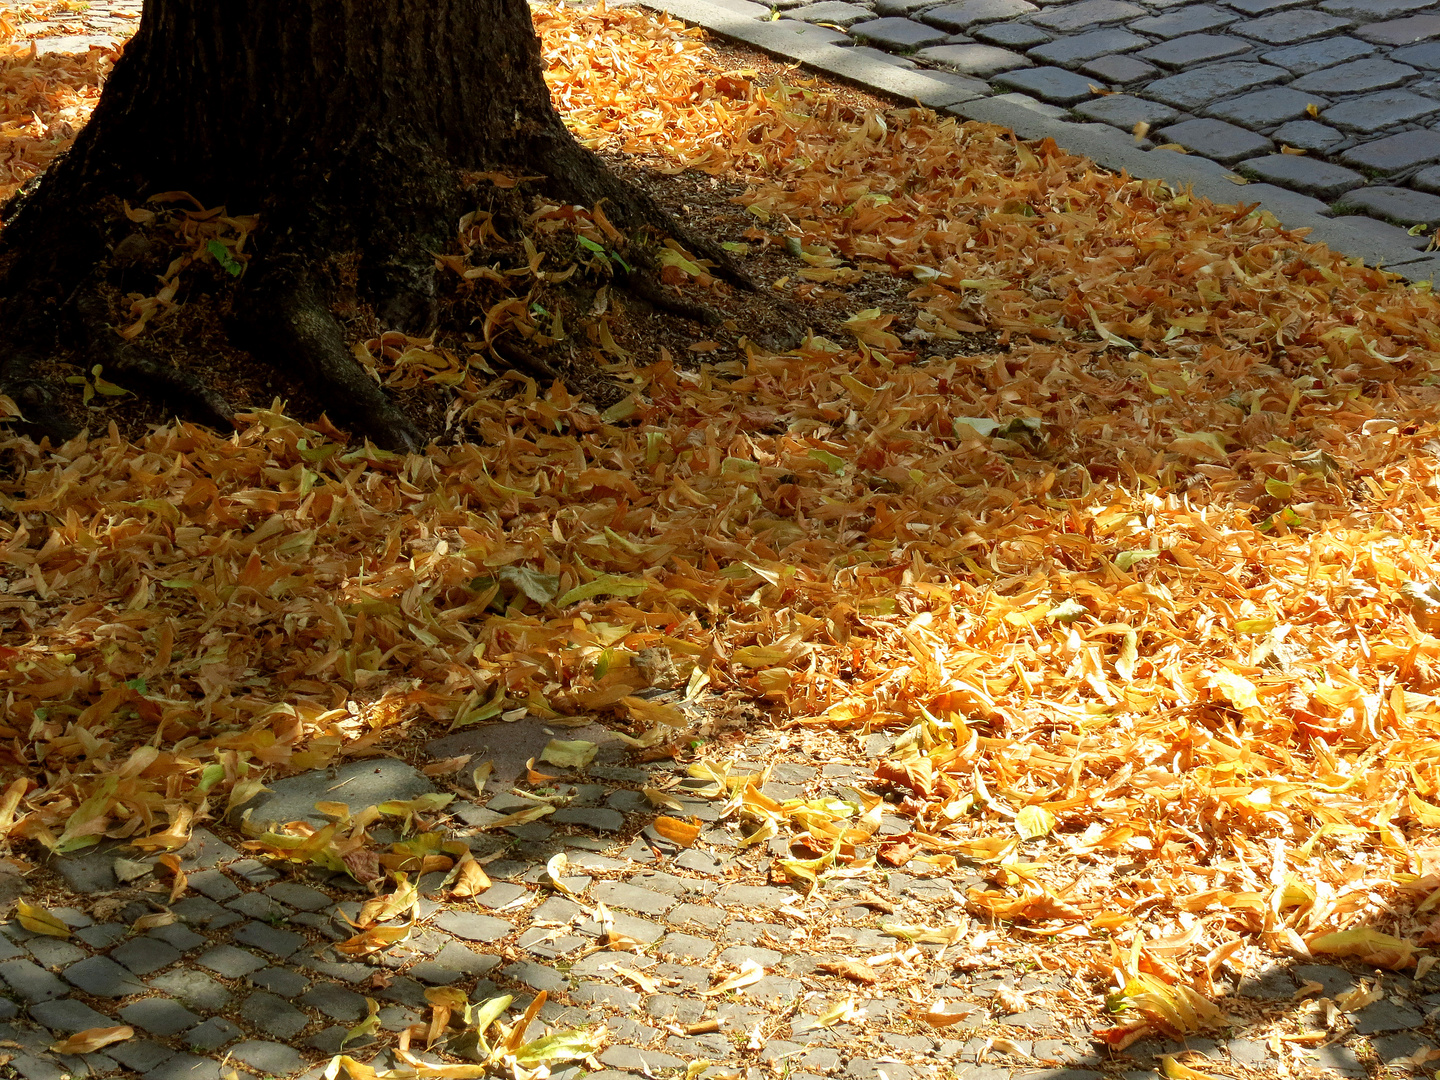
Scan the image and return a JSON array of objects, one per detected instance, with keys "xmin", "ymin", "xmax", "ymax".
[
  {"xmin": 118, "ymin": 997, "xmax": 201, "ymax": 1037},
  {"xmin": 550, "ymin": 804, "xmax": 626, "ymax": 832},
  {"xmin": 973, "ymin": 21, "xmax": 1053, "ymax": 47},
  {"xmin": 1306, "ymin": 207, "xmax": 1431, "ymax": 261},
  {"xmin": 1260, "ymin": 34, "xmax": 1376, "ymax": 72},
  {"xmin": 1413, "ymin": 163, "xmax": 1440, "ymax": 191},
  {"xmin": 875, "ymin": 0, "xmax": 947, "ymax": 13},
  {"xmin": 145, "ymin": 1052, "xmax": 226, "ymax": 1080},
  {"xmin": 1341, "ymin": 126, "xmax": 1440, "ymax": 170},
  {"xmin": 916, "ymin": 42, "xmax": 1034, "ymax": 74},
  {"xmin": 23, "ymin": 938, "xmax": 84, "ymax": 970},
  {"xmin": 434, "ymin": 910, "xmax": 514, "ymax": 942},
  {"xmin": 592, "ymin": 881, "xmax": 678, "ymax": 915},
  {"xmin": 572, "ymin": 980, "xmax": 642, "ymax": 1010},
  {"xmin": 1145, "ymin": 61, "xmax": 1287, "ymax": 108},
  {"xmin": 169, "ymin": 897, "xmax": 240, "ymax": 931},
  {"xmin": 0, "ymin": 960, "xmax": 68, "ymax": 1002},
  {"xmin": 850, "ymin": 16, "xmax": 950, "ymax": 49},
  {"xmin": 1352, "ymin": 997, "xmax": 1426, "ymax": 1031},
  {"xmin": 1229, "ymin": 0, "xmax": 1315, "ymax": 12},
  {"xmin": 184, "ymin": 1016, "xmax": 242, "ymax": 1052},
  {"xmin": 1207, "ymin": 86, "xmax": 1329, "ymax": 127},
  {"xmin": 601, "ymin": 1046, "xmax": 688, "ymax": 1072},
  {"xmin": 658, "ymin": 931, "xmax": 718, "ymax": 961},
  {"xmin": 1323, "ymin": 88, "xmax": 1438, "ymax": 130},
  {"xmin": 239, "ymin": 990, "xmax": 311, "ymax": 1039},
  {"xmin": 1394, "ymin": 40, "xmax": 1440, "ymax": 68},
  {"xmin": 847, "ymin": 1062, "xmax": 915, "ymax": 1080},
  {"xmin": 921, "ymin": 0, "xmax": 1038, "ymax": 29},
  {"xmin": 1028, "ymin": 27, "xmax": 1147, "ymax": 66},
  {"xmin": 248, "ymin": 965, "xmax": 310, "ymax": 996},
  {"xmin": 781, "ymin": 0, "xmax": 873, "ymax": 25},
  {"xmin": 1132, "ymin": 4, "xmax": 1238, "ymax": 37},
  {"xmin": 1358, "ymin": 13, "xmax": 1440, "ymax": 44},
  {"xmin": 111, "ymin": 936, "xmax": 182, "ymax": 976},
  {"xmin": 1079, "ymin": 53, "xmax": 1159, "ymax": 82},
  {"xmin": 240, "ymin": 757, "xmax": 438, "ymax": 827},
  {"xmin": 472, "ymin": 881, "xmax": 528, "ymax": 910},
  {"xmin": 147, "ymin": 923, "xmax": 206, "ymax": 952},
  {"xmin": 667, "ymin": 901, "xmax": 727, "ymax": 929},
  {"xmin": 264, "ymin": 881, "xmax": 333, "ymax": 911},
  {"xmin": 226, "ymin": 892, "xmax": 289, "ymax": 921},
  {"xmin": 148, "ymin": 969, "xmax": 231, "ymax": 1011},
  {"xmin": 1234, "ymin": 10, "xmax": 1354, "ymax": 43},
  {"xmin": 992, "ymin": 64, "xmax": 1103, "ymax": 103},
  {"xmin": 1031, "ymin": 0, "xmax": 1145, "ymax": 30},
  {"xmin": 503, "ymin": 959, "xmax": 570, "ymax": 992},
  {"xmin": 1296, "ymin": 54, "xmax": 1421, "ymax": 91},
  {"xmin": 1322, "ymin": 0, "xmax": 1435, "ymax": 17},
  {"xmin": 106, "ymin": 1039, "xmax": 174, "ymax": 1073},
  {"xmin": 28, "ymin": 999, "xmax": 114, "ymax": 1033},
  {"xmin": 195, "ymin": 944, "xmax": 266, "ymax": 979},
  {"xmin": 62, "ymin": 955, "xmax": 147, "ymax": 998},
  {"xmin": 1136, "ymin": 33, "xmax": 1255, "ymax": 68},
  {"xmin": 1300, "ymin": 1045, "xmax": 1365, "ymax": 1074},
  {"xmin": 718, "ymin": 883, "xmax": 794, "ymax": 909},
  {"xmin": 1238, "ymin": 153, "xmax": 1366, "ymax": 196},
  {"xmin": 230, "ymin": 1040, "xmax": 307, "ymax": 1075},
  {"xmin": 300, "ymin": 982, "xmax": 370, "ymax": 1021},
  {"xmin": 1074, "ymin": 92, "xmax": 1180, "ymax": 127},
  {"xmin": 70, "ymin": 924, "xmax": 126, "ymax": 950}
]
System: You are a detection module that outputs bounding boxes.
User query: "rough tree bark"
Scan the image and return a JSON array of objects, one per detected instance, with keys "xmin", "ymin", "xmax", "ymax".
[{"xmin": 0, "ymin": 0, "xmax": 740, "ymax": 449}]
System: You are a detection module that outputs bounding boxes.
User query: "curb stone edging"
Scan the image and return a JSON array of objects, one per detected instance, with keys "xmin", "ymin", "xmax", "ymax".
[{"xmin": 639, "ymin": 0, "xmax": 1440, "ymax": 284}]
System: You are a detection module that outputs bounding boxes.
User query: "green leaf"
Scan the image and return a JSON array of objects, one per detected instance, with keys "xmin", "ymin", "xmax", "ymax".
[
  {"xmin": 808, "ymin": 448, "xmax": 846, "ymax": 474},
  {"xmin": 206, "ymin": 239, "xmax": 244, "ymax": 277},
  {"xmin": 1114, "ymin": 550, "xmax": 1159, "ymax": 571},
  {"xmin": 539, "ymin": 739, "xmax": 598, "ymax": 769},
  {"xmin": 1047, "ymin": 599, "xmax": 1087, "ymax": 624},
  {"xmin": 123, "ymin": 677, "xmax": 148, "ymax": 693},
  {"xmin": 556, "ymin": 574, "xmax": 647, "ymax": 606},
  {"xmin": 1265, "ymin": 478, "xmax": 1293, "ymax": 500},
  {"xmin": 197, "ymin": 763, "xmax": 225, "ymax": 794},
  {"xmin": 515, "ymin": 1027, "xmax": 607, "ymax": 1066},
  {"xmin": 577, "ymin": 236, "xmax": 606, "ymax": 255},
  {"xmin": 497, "ymin": 565, "xmax": 561, "ymax": 605}
]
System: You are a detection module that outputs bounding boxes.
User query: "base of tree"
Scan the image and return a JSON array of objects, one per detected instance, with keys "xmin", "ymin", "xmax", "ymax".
[{"xmin": 0, "ymin": 118, "xmax": 773, "ymax": 450}]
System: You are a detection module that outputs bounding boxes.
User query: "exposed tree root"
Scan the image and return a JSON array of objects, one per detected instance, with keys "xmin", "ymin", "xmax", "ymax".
[
  {"xmin": 72, "ymin": 289, "xmax": 237, "ymax": 431},
  {"xmin": 238, "ymin": 263, "xmax": 424, "ymax": 453}
]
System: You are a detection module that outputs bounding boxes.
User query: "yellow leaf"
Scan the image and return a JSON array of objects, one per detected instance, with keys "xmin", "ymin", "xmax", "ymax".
[
  {"xmin": 1015, "ymin": 805, "xmax": 1055, "ymax": 839},
  {"xmin": 539, "ymin": 739, "xmax": 598, "ymax": 768},
  {"xmin": 1308, "ymin": 928, "xmax": 1417, "ymax": 970},
  {"xmin": 17, "ymin": 901, "xmax": 70, "ymax": 938},
  {"xmin": 652, "ymin": 816, "xmax": 702, "ymax": 847}
]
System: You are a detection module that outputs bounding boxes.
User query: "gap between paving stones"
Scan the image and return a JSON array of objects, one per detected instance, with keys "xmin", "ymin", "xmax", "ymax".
[{"xmin": 640, "ymin": 0, "xmax": 1440, "ymax": 284}]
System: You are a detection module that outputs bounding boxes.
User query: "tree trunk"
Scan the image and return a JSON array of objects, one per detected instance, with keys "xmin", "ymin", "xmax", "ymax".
[{"xmin": 0, "ymin": 0, "xmax": 737, "ymax": 449}]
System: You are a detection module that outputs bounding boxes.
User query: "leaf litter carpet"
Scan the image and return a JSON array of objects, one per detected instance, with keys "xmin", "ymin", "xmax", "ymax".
[{"xmin": 7, "ymin": 2, "xmax": 1440, "ymax": 1077}]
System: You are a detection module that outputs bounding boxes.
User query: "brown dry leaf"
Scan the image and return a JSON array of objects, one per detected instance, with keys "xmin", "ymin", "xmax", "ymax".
[
  {"xmin": 817, "ymin": 958, "xmax": 879, "ymax": 984},
  {"xmin": 50, "ymin": 1026, "xmax": 132, "ymax": 1055}
]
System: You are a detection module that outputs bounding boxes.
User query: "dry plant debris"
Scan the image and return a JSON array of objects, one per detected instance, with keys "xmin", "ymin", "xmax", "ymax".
[{"xmin": 3, "ymin": 0, "xmax": 1440, "ymax": 1059}]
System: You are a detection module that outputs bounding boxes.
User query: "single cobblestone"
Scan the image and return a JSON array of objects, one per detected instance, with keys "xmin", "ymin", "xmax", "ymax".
[
  {"xmin": 148, "ymin": 969, "xmax": 231, "ymax": 1011},
  {"xmin": 195, "ymin": 944, "xmax": 266, "ymax": 978},
  {"xmin": 1208, "ymin": 85, "xmax": 1330, "ymax": 126},
  {"xmin": 1235, "ymin": 9, "xmax": 1354, "ymax": 42},
  {"xmin": 119, "ymin": 997, "xmax": 202, "ymax": 1037},
  {"xmin": 1031, "ymin": 0, "xmax": 1146, "ymax": 31},
  {"xmin": 1132, "ymin": 3, "xmax": 1238, "ymax": 36},
  {"xmin": 111, "ymin": 936, "xmax": 182, "ymax": 976},
  {"xmin": 1136, "ymin": 33, "xmax": 1256, "ymax": 68},
  {"xmin": 434, "ymin": 910, "xmax": 514, "ymax": 941},
  {"xmin": 852, "ymin": 16, "xmax": 952, "ymax": 48},
  {"xmin": 1239, "ymin": 152, "xmax": 1367, "ymax": 195},
  {"xmin": 1340, "ymin": 126, "xmax": 1440, "ymax": 170},
  {"xmin": 23, "ymin": 938, "xmax": 84, "ymax": 970},
  {"xmin": 1394, "ymin": 40, "xmax": 1440, "ymax": 66},
  {"xmin": 1261, "ymin": 34, "xmax": 1377, "ymax": 70},
  {"xmin": 249, "ymin": 965, "xmax": 310, "ymax": 995},
  {"xmin": 917, "ymin": 42, "xmax": 1035, "ymax": 73},
  {"xmin": 62, "ymin": 954, "xmax": 148, "ymax": 997},
  {"xmin": 184, "ymin": 1016, "xmax": 242, "ymax": 1051},
  {"xmin": 1145, "ymin": 61, "xmax": 1287, "ymax": 108},
  {"xmin": 239, "ymin": 990, "xmax": 311, "ymax": 1039},
  {"xmin": 1323, "ymin": 87, "xmax": 1438, "ymax": 130},
  {"xmin": 921, "ymin": 0, "xmax": 1038, "ymax": 26},
  {"xmin": 591, "ymin": 881, "xmax": 679, "ymax": 915},
  {"xmin": 230, "ymin": 1040, "xmax": 307, "ymax": 1075},
  {"xmin": 973, "ymin": 21, "xmax": 1054, "ymax": 46},
  {"xmin": 1355, "ymin": 11, "xmax": 1440, "ymax": 43},
  {"xmin": 265, "ymin": 882, "xmax": 333, "ymax": 911},
  {"xmin": 0, "ymin": 960, "xmax": 68, "ymax": 1002},
  {"xmin": 1029, "ymin": 27, "xmax": 1148, "ymax": 64},
  {"xmin": 1074, "ymin": 92, "xmax": 1180, "ymax": 126},
  {"xmin": 28, "ymin": 999, "xmax": 114, "ymax": 1032},
  {"xmin": 1080, "ymin": 53, "xmax": 1159, "ymax": 81}
]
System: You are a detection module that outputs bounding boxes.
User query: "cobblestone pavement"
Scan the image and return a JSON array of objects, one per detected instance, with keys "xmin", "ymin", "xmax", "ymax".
[
  {"xmin": 0, "ymin": 717, "xmax": 1433, "ymax": 1080},
  {"xmin": 654, "ymin": 0, "xmax": 1440, "ymax": 251}
]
